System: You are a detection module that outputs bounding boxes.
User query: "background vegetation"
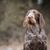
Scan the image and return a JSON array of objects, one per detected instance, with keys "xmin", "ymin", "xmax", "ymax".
[{"xmin": 0, "ymin": 0, "xmax": 50, "ymax": 45}]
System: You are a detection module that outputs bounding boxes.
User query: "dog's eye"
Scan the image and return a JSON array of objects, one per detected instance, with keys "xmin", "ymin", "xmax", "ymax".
[{"xmin": 33, "ymin": 11, "xmax": 36, "ymax": 13}]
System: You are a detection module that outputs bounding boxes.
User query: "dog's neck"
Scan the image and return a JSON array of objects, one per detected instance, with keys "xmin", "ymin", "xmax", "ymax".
[{"xmin": 27, "ymin": 24, "xmax": 41, "ymax": 34}]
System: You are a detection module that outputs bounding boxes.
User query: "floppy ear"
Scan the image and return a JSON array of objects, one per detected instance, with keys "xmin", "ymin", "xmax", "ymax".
[
  {"xmin": 23, "ymin": 16, "xmax": 28, "ymax": 27},
  {"xmin": 39, "ymin": 14, "xmax": 45, "ymax": 28}
]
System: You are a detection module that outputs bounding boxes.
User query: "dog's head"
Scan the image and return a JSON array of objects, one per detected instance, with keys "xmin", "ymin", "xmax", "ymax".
[{"xmin": 23, "ymin": 9, "xmax": 45, "ymax": 28}]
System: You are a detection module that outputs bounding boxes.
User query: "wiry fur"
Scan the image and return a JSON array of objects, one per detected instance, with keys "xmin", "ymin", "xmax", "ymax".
[{"xmin": 23, "ymin": 9, "xmax": 47, "ymax": 50}]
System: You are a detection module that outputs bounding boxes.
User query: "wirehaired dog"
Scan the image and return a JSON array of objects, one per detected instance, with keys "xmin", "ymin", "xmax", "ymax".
[{"xmin": 23, "ymin": 9, "xmax": 47, "ymax": 50}]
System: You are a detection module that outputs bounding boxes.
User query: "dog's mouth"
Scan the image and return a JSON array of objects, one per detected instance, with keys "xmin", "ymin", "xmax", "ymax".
[{"xmin": 28, "ymin": 20, "xmax": 35, "ymax": 25}]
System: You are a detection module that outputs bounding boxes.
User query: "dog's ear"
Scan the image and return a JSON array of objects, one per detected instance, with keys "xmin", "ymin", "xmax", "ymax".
[
  {"xmin": 35, "ymin": 13, "xmax": 45, "ymax": 28},
  {"xmin": 23, "ymin": 16, "xmax": 28, "ymax": 27},
  {"xmin": 39, "ymin": 14, "xmax": 45, "ymax": 28}
]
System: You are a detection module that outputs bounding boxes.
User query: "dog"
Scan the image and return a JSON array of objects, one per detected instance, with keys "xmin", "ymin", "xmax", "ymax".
[{"xmin": 23, "ymin": 9, "xmax": 47, "ymax": 50}]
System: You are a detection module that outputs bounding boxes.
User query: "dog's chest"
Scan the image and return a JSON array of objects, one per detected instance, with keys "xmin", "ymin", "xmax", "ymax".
[
  {"xmin": 27, "ymin": 25, "xmax": 40, "ymax": 35},
  {"xmin": 25, "ymin": 25, "xmax": 40, "ymax": 40}
]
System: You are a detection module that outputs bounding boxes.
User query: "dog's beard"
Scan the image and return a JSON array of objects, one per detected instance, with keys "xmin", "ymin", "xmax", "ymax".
[{"xmin": 28, "ymin": 20, "xmax": 35, "ymax": 25}]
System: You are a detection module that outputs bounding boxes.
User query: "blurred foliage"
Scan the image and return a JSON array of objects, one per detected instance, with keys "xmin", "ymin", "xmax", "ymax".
[{"xmin": 0, "ymin": 0, "xmax": 50, "ymax": 45}]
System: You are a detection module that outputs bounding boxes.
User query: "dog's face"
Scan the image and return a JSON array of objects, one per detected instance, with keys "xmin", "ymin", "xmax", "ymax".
[
  {"xmin": 23, "ymin": 9, "xmax": 45, "ymax": 28},
  {"xmin": 26, "ymin": 10, "xmax": 36, "ymax": 25}
]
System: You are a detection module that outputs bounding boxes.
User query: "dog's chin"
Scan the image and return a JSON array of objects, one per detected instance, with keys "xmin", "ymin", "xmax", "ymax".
[{"xmin": 28, "ymin": 20, "xmax": 35, "ymax": 25}]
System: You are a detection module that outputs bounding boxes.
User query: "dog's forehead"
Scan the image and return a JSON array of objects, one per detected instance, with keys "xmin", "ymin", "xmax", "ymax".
[
  {"xmin": 26, "ymin": 10, "xmax": 35, "ymax": 17},
  {"xmin": 28, "ymin": 10, "xmax": 34, "ymax": 14}
]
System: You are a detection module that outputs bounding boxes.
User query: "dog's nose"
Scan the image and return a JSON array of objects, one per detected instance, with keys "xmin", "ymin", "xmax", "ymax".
[{"xmin": 28, "ymin": 17, "xmax": 31, "ymax": 19}]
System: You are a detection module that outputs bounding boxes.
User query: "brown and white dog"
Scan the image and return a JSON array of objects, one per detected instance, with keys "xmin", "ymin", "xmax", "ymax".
[{"xmin": 23, "ymin": 9, "xmax": 47, "ymax": 50}]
